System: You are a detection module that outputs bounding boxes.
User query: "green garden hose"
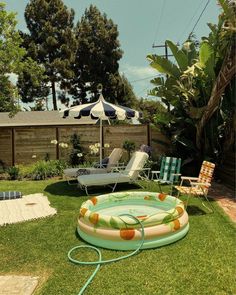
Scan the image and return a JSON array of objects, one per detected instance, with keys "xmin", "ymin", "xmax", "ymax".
[{"xmin": 68, "ymin": 214, "xmax": 145, "ymax": 295}]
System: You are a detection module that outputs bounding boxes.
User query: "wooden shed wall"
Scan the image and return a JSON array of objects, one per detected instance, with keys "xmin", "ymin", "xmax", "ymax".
[{"xmin": 0, "ymin": 125, "xmax": 169, "ymax": 166}]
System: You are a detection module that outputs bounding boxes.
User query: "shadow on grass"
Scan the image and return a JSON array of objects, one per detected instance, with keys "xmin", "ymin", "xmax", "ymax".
[
  {"xmin": 44, "ymin": 181, "xmax": 83, "ymax": 197},
  {"xmin": 186, "ymin": 205, "xmax": 207, "ymax": 215},
  {"xmin": 44, "ymin": 180, "xmax": 141, "ymax": 198}
]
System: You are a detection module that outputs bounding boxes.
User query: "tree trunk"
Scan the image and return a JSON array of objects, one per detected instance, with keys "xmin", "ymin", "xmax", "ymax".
[
  {"xmin": 196, "ymin": 42, "xmax": 236, "ymax": 150},
  {"xmin": 52, "ymin": 81, "xmax": 57, "ymax": 110}
]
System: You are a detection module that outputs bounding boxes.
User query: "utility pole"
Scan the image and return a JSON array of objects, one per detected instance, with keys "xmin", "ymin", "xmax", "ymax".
[{"xmin": 152, "ymin": 42, "xmax": 179, "ymax": 59}]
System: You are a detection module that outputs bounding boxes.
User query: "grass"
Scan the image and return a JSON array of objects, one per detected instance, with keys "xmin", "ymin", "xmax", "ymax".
[{"xmin": 0, "ymin": 179, "xmax": 235, "ymax": 295}]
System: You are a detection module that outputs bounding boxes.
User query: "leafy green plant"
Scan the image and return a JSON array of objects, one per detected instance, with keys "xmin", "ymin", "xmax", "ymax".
[
  {"xmin": 147, "ymin": 3, "xmax": 235, "ymax": 165},
  {"xmin": 68, "ymin": 133, "xmax": 84, "ymax": 167},
  {"xmin": 7, "ymin": 166, "xmax": 20, "ymax": 180},
  {"xmin": 17, "ymin": 164, "xmax": 35, "ymax": 179},
  {"xmin": 31, "ymin": 160, "xmax": 66, "ymax": 180},
  {"xmin": 123, "ymin": 140, "xmax": 136, "ymax": 160}
]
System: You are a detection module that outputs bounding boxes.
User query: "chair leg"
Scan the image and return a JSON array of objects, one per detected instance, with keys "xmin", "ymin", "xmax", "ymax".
[
  {"xmin": 185, "ymin": 194, "xmax": 191, "ymax": 209},
  {"xmin": 85, "ymin": 186, "xmax": 89, "ymax": 196},
  {"xmin": 200, "ymin": 194, "xmax": 214, "ymax": 213},
  {"xmin": 112, "ymin": 182, "xmax": 118, "ymax": 192}
]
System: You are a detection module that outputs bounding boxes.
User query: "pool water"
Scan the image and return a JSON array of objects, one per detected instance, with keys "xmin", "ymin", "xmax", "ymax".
[{"xmin": 97, "ymin": 204, "xmax": 163, "ymax": 216}]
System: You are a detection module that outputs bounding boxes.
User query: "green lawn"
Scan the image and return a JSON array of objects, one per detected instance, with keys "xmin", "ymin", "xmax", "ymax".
[{"xmin": 0, "ymin": 179, "xmax": 235, "ymax": 295}]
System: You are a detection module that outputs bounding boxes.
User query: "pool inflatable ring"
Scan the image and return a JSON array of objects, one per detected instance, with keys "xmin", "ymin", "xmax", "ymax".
[{"xmin": 77, "ymin": 191, "xmax": 189, "ymax": 250}]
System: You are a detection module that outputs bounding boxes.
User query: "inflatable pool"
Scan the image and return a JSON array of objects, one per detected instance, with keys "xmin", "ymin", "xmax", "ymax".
[{"xmin": 77, "ymin": 191, "xmax": 189, "ymax": 250}]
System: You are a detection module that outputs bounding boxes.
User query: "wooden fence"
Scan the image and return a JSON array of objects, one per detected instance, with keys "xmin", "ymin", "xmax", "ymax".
[
  {"xmin": 216, "ymin": 151, "xmax": 235, "ymax": 190},
  {"xmin": 0, "ymin": 124, "xmax": 170, "ymax": 166}
]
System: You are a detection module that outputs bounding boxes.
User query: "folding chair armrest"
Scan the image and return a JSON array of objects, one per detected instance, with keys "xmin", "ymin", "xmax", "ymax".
[
  {"xmin": 152, "ymin": 170, "xmax": 160, "ymax": 174},
  {"xmin": 181, "ymin": 176, "xmax": 199, "ymax": 181},
  {"xmin": 172, "ymin": 173, "xmax": 182, "ymax": 176},
  {"xmin": 190, "ymin": 181, "xmax": 211, "ymax": 187}
]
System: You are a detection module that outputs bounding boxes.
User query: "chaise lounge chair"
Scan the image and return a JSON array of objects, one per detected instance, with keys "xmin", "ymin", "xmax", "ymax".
[
  {"xmin": 77, "ymin": 151, "xmax": 149, "ymax": 195},
  {"xmin": 63, "ymin": 148, "xmax": 123, "ymax": 184}
]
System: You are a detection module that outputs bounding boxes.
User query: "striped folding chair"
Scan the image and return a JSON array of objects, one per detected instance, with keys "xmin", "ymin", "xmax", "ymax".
[
  {"xmin": 151, "ymin": 156, "xmax": 182, "ymax": 194},
  {"xmin": 175, "ymin": 161, "xmax": 215, "ymax": 212}
]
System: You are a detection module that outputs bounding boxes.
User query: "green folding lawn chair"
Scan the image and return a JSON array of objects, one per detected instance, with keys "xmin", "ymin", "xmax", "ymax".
[{"xmin": 151, "ymin": 156, "xmax": 182, "ymax": 194}]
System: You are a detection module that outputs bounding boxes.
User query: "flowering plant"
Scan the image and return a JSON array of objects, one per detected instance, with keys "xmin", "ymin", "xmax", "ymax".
[
  {"xmin": 89, "ymin": 143, "xmax": 110, "ymax": 155},
  {"xmin": 50, "ymin": 139, "xmax": 68, "ymax": 149}
]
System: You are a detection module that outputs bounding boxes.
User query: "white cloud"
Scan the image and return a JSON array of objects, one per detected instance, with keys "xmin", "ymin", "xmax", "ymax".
[
  {"xmin": 120, "ymin": 63, "xmax": 157, "ymax": 80},
  {"xmin": 119, "ymin": 63, "xmax": 159, "ymax": 98}
]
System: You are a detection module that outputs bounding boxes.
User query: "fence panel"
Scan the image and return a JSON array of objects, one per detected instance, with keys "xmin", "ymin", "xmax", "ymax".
[
  {"xmin": 0, "ymin": 124, "xmax": 170, "ymax": 166},
  {"xmin": 14, "ymin": 127, "xmax": 57, "ymax": 164},
  {"xmin": 0, "ymin": 128, "xmax": 12, "ymax": 166},
  {"xmin": 150, "ymin": 126, "xmax": 171, "ymax": 159},
  {"xmin": 103, "ymin": 125, "xmax": 148, "ymax": 160}
]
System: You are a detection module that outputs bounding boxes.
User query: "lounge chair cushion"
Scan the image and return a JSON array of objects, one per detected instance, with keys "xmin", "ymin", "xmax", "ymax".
[
  {"xmin": 78, "ymin": 172, "xmax": 130, "ymax": 186},
  {"xmin": 63, "ymin": 148, "xmax": 123, "ymax": 178},
  {"xmin": 77, "ymin": 151, "xmax": 149, "ymax": 188}
]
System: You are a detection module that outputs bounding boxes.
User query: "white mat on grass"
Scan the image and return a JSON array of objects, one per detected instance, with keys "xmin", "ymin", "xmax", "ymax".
[{"xmin": 0, "ymin": 193, "xmax": 57, "ymax": 226}]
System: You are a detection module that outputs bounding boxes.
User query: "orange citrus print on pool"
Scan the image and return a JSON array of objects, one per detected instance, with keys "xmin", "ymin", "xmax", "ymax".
[
  {"xmin": 136, "ymin": 215, "xmax": 147, "ymax": 220},
  {"xmin": 120, "ymin": 228, "xmax": 135, "ymax": 240},
  {"xmin": 158, "ymin": 193, "xmax": 167, "ymax": 201},
  {"xmin": 89, "ymin": 213, "xmax": 99, "ymax": 225},
  {"xmin": 176, "ymin": 206, "xmax": 184, "ymax": 215},
  {"xmin": 173, "ymin": 219, "xmax": 181, "ymax": 231},
  {"xmin": 79, "ymin": 208, "xmax": 88, "ymax": 218},
  {"xmin": 91, "ymin": 197, "xmax": 98, "ymax": 205}
]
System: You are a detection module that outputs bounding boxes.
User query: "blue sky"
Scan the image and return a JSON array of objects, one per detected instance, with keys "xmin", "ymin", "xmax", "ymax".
[{"xmin": 4, "ymin": 0, "xmax": 220, "ymax": 99}]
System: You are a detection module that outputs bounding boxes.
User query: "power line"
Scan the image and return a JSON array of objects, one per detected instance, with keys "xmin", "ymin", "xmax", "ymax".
[
  {"xmin": 177, "ymin": 0, "xmax": 206, "ymax": 43},
  {"xmin": 188, "ymin": 0, "xmax": 210, "ymax": 39},
  {"xmin": 130, "ymin": 75, "xmax": 161, "ymax": 83},
  {"xmin": 152, "ymin": 0, "xmax": 166, "ymax": 49},
  {"xmin": 136, "ymin": 86, "xmax": 151, "ymax": 97}
]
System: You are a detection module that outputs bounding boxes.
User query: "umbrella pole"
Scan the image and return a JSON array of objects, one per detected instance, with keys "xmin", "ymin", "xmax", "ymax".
[{"xmin": 99, "ymin": 119, "xmax": 102, "ymax": 168}]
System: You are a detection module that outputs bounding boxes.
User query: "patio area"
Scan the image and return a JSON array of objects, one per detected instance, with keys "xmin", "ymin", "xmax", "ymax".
[{"xmin": 209, "ymin": 182, "xmax": 236, "ymax": 223}]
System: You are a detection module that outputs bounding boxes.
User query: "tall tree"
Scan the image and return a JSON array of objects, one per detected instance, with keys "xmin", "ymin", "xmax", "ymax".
[
  {"xmin": 0, "ymin": 2, "xmax": 24, "ymax": 113},
  {"xmin": 70, "ymin": 5, "xmax": 124, "ymax": 104},
  {"xmin": 0, "ymin": 2, "xmax": 43, "ymax": 114},
  {"xmin": 24, "ymin": 0, "xmax": 77, "ymax": 110}
]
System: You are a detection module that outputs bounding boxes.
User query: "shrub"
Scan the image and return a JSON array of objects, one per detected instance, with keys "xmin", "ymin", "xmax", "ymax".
[
  {"xmin": 123, "ymin": 140, "xmax": 136, "ymax": 161},
  {"xmin": 17, "ymin": 164, "xmax": 35, "ymax": 179},
  {"xmin": 31, "ymin": 160, "xmax": 66, "ymax": 180},
  {"xmin": 7, "ymin": 166, "xmax": 20, "ymax": 180},
  {"xmin": 68, "ymin": 133, "xmax": 84, "ymax": 167}
]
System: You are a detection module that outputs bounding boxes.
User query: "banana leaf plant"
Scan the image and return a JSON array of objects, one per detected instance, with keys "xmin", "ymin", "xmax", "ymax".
[{"xmin": 147, "ymin": 0, "xmax": 235, "ymax": 166}]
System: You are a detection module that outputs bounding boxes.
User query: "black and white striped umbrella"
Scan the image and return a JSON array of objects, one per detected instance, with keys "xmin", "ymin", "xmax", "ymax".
[
  {"xmin": 63, "ymin": 94, "xmax": 141, "ymax": 121},
  {"xmin": 62, "ymin": 94, "xmax": 142, "ymax": 166}
]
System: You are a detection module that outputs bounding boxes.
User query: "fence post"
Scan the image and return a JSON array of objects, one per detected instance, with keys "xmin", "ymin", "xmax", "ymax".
[
  {"xmin": 147, "ymin": 124, "xmax": 151, "ymax": 146},
  {"xmin": 56, "ymin": 127, "xmax": 59, "ymax": 160},
  {"xmin": 11, "ymin": 128, "xmax": 15, "ymax": 166}
]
